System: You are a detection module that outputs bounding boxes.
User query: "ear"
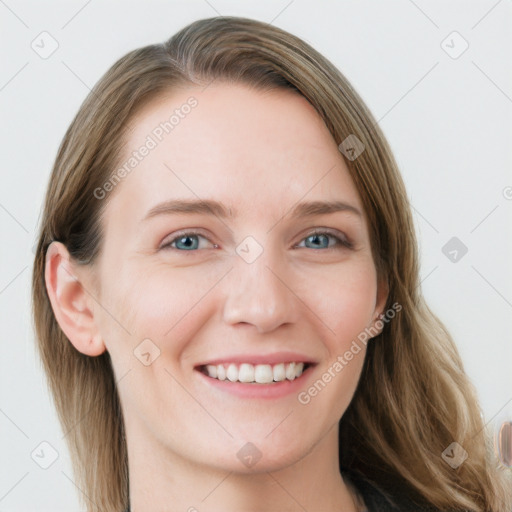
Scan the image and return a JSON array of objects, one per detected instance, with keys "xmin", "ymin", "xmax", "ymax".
[
  {"xmin": 370, "ymin": 276, "xmax": 390, "ymax": 337},
  {"xmin": 44, "ymin": 241, "xmax": 106, "ymax": 356}
]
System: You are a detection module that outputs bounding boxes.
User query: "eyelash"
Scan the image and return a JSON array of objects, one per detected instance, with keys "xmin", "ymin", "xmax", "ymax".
[{"xmin": 160, "ymin": 228, "xmax": 353, "ymax": 252}]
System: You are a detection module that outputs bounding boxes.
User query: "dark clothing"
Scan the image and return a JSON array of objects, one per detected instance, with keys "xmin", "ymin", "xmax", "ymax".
[{"xmin": 345, "ymin": 470, "xmax": 454, "ymax": 511}]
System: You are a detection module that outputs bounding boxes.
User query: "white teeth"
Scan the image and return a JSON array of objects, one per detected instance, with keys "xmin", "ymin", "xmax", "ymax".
[
  {"xmin": 216, "ymin": 364, "xmax": 226, "ymax": 380},
  {"xmin": 238, "ymin": 363, "xmax": 255, "ymax": 383},
  {"xmin": 286, "ymin": 362, "xmax": 296, "ymax": 380},
  {"xmin": 203, "ymin": 362, "xmax": 307, "ymax": 383},
  {"xmin": 254, "ymin": 364, "xmax": 273, "ymax": 384},
  {"xmin": 273, "ymin": 363, "xmax": 286, "ymax": 382},
  {"xmin": 206, "ymin": 365, "xmax": 217, "ymax": 378},
  {"xmin": 226, "ymin": 363, "xmax": 238, "ymax": 382}
]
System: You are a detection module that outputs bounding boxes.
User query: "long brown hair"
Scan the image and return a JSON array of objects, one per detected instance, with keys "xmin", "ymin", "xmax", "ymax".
[{"xmin": 32, "ymin": 16, "xmax": 512, "ymax": 512}]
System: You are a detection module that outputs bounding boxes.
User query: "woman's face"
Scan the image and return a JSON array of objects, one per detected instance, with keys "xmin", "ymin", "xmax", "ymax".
[{"xmin": 86, "ymin": 83, "xmax": 387, "ymax": 472}]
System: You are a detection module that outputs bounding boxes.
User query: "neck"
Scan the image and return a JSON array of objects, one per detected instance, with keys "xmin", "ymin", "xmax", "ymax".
[{"xmin": 126, "ymin": 421, "xmax": 361, "ymax": 512}]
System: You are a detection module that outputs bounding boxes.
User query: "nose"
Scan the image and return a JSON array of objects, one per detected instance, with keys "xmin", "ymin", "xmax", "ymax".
[{"xmin": 221, "ymin": 247, "xmax": 300, "ymax": 333}]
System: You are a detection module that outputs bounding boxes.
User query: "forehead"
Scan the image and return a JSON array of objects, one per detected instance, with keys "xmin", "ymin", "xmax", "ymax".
[{"xmin": 105, "ymin": 82, "xmax": 364, "ymax": 228}]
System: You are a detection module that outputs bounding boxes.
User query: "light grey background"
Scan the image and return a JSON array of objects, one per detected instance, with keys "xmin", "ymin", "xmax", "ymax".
[{"xmin": 1, "ymin": 1, "xmax": 511, "ymax": 510}]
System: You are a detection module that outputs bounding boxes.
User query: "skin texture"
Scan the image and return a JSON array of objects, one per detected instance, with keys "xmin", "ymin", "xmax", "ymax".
[{"xmin": 46, "ymin": 83, "xmax": 388, "ymax": 512}]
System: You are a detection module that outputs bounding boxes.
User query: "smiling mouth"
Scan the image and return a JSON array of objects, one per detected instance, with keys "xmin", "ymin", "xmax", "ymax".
[{"xmin": 197, "ymin": 362, "xmax": 313, "ymax": 384}]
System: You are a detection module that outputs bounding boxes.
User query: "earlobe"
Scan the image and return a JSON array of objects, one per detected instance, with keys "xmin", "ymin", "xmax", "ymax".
[{"xmin": 45, "ymin": 241, "xmax": 106, "ymax": 357}]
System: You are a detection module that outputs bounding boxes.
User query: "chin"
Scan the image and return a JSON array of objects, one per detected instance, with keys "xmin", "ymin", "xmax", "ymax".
[{"xmin": 205, "ymin": 437, "xmax": 313, "ymax": 475}]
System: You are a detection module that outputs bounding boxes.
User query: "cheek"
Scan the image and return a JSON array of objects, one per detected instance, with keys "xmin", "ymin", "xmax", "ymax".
[
  {"xmin": 293, "ymin": 259, "xmax": 378, "ymax": 349},
  {"xmin": 96, "ymin": 263, "xmax": 221, "ymax": 411},
  {"xmin": 333, "ymin": 278, "xmax": 377, "ymax": 339},
  {"xmin": 101, "ymin": 262, "xmax": 223, "ymax": 354}
]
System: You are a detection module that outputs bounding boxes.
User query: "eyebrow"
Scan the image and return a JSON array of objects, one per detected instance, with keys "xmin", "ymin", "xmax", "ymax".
[{"xmin": 142, "ymin": 198, "xmax": 362, "ymax": 221}]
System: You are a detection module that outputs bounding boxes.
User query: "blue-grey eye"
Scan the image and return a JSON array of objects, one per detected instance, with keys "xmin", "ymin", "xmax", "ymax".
[
  {"xmin": 174, "ymin": 234, "xmax": 200, "ymax": 250},
  {"xmin": 304, "ymin": 233, "xmax": 331, "ymax": 249},
  {"xmin": 161, "ymin": 232, "xmax": 210, "ymax": 251},
  {"xmin": 295, "ymin": 231, "xmax": 352, "ymax": 250}
]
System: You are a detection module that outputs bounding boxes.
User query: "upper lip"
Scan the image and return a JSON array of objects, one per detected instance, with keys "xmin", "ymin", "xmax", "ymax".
[{"xmin": 195, "ymin": 351, "xmax": 318, "ymax": 368}]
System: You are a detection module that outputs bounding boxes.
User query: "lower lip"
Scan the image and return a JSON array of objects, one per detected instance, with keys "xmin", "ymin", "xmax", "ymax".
[{"xmin": 195, "ymin": 365, "xmax": 315, "ymax": 400}]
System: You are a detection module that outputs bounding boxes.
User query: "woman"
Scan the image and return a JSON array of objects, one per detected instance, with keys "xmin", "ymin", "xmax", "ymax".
[{"xmin": 32, "ymin": 16, "xmax": 512, "ymax": 512}]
